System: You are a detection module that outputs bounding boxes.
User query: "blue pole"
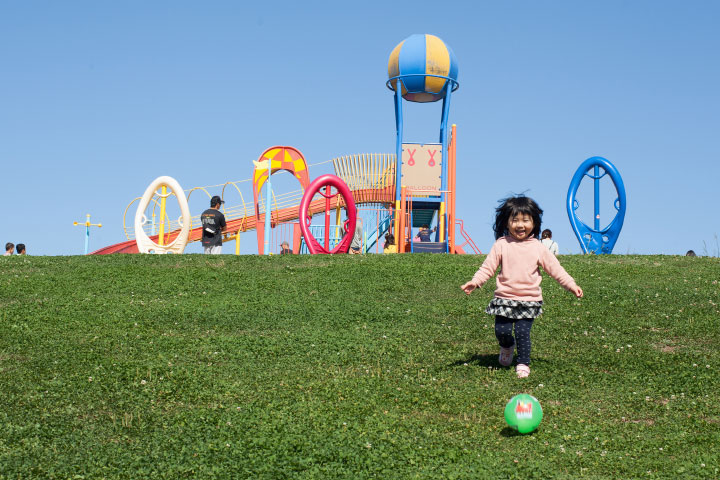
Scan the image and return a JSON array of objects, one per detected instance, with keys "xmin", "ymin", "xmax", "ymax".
[
  {"xmin": 264, "ymin": 158, "xmax": 272, "ymax": 255},
  {"xmin": 394, "ymin": 82, "xmax": 404, "ymax": 203},
  {"xmin": 85, "ymin": 226, "xmax": 90, "ymax": 255},
  {"xmin": 410, "ymin": 206, "xmax": 414, "ymax": 253},
  {"xmin": 439, "ymin": 85, "xmax": 453, "ymax": 253},
  {"xmin": 594, "ymin": 165, "xmax": 600, "ymax": 230}
]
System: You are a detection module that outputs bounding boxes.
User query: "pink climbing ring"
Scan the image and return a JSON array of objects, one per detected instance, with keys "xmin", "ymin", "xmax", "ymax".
[{"xmin": 298, "ymin": 174, "xmax": 357, "ymax": 254}]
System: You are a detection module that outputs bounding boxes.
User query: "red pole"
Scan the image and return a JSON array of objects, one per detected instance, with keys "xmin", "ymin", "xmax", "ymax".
[{"xmin": 324, "ymin": 185, "xmax": 331, "ymax": 251}]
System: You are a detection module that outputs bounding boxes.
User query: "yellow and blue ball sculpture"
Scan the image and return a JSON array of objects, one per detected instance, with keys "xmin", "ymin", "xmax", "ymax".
[{"xmin": 388, "ymin": 34, "xmax": 459, "ymax": 103}]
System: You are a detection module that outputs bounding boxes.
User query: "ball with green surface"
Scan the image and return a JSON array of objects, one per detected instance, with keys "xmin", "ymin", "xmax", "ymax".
[{"xmin": 504, "ymin": 393, "xmax": 543, "ymax": 434}]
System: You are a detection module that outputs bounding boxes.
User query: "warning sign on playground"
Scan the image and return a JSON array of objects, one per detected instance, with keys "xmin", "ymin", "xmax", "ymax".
[{"xmin": 401, "ymin": 143, "xmax": 442, "ymax": 196}]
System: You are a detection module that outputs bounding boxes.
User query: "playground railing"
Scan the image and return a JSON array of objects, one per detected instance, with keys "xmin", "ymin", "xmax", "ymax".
[
  {"xmin": 332, "ymin": 154, "xmax": 396, "ymax": 191},
  {"xmin": 269, "ymin": 220, "xmax": 300, "ymax": 254},
  {"xmin": 298, "ymin": 206, "xmax": 392, "ymax": 254},
  {"xmin": 363, "ymin": 207, "xmax": 394, "ymax": 254},
  {"xmin": 299, "ymin": 225, "xmax": 344, "ymax": 254},
  {"xmin": 455, "ymin": 219, "xmax": 482, "ymax": 255},
  {"xmin": 121, "ymin": 156, "xmax": 398, "ymax": 249},
  {"xmin": 124, "ymin": 187, "xmax": 304, "ymax": 241}
]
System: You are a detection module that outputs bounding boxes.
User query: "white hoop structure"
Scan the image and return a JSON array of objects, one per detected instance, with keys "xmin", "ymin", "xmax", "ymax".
[{"xmin": 134, "ymin": 176, "xmax": 191, "ymax": 254}]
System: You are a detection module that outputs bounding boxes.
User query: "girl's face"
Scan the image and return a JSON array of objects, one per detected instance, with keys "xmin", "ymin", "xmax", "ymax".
[{"xmin": 507, "ymin": 213, "xmax": 534, "ymax": 241}]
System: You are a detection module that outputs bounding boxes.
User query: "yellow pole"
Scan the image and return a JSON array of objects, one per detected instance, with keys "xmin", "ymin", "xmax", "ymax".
[
  {"xmin": 394, "ymin": 200, "xmax": 401, "ymax": 248},
  {"xmin": 235, "ymin": 231, "xmax": 241, "ymax": 255},
  {"xmin": 439, "ymin": 202, "xmax": 445, "ymax": 242},
  {"xmin": 158, "ymin": 185, "xmax": 167, "ymax": 246},
  {"xmin": 335, "ymin": 205, "xmax": 342, "ymax": 240}
]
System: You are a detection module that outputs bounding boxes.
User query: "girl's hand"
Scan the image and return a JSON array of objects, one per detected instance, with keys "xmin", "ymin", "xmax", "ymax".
[
  {"xmin": 461, "ymin": 282, "xmax": 477, "ymax": 295},
  {"xmin": 572, "ymin": 285, "xmax": 584, "ymax": 298}
]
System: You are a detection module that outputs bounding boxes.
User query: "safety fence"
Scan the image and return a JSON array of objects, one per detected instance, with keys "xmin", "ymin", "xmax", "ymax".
[{"xmin": 455, "ymin": 218, "xmax": 482, "ymax": 255}]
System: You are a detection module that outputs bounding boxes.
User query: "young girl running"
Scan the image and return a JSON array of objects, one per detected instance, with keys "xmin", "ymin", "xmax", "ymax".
[{"xmin": 460, "ymin": 196, "xmax": 583, "ymax": 378}]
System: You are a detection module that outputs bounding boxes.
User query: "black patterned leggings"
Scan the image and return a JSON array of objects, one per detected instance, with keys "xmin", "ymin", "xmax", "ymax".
[{"xmin": 495, "ymin": 315, "xmax": 534, "ymax": 366}]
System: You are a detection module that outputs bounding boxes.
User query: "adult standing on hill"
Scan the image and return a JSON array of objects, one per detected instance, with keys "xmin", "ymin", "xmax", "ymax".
[
  {"xmin": 201, "ymin": 196, "xmax": 227, "ymax": 254},
  {"xmin": 348, "ymin": 217, "xmax": 363, "ymax": 254},
  {"xmin": 16, "ymin": 244, "xmax": 26, "ymax": 255},
  {"xmin": 4, "ymin": 243, "xmax": 13, "ymax": 256},
  {"xmin": 280, "ymin": 241, "xmax": 293, "ymax": 255}
]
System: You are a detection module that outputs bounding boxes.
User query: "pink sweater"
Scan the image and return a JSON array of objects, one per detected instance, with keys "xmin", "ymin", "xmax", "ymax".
[{"xmin": 471, "ymin": 236, "xmax": 579, "ymax": 301}]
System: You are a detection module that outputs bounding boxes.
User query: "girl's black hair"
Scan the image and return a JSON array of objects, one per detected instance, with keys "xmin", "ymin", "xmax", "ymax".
[{"xmin": 493, "ymin": 195, "xmax": 543, "ymax": 240}]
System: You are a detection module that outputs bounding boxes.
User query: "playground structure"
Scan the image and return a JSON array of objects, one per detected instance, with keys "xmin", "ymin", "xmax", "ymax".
[
  {"xmin": 92, "ymin": 144, "xmax": 477, "ymax": 255},
  {"xmin": 299, "ymin": 175, "xmax": 357, "ymax": 255},
  {"xmin": 92, "ymin": 33, "xmax": 480, "ymax": 256},
  {"xmin": 567, "ymin": 156, "xmax": 627, "ymax": 254},
  {"xmin": 133, "ymin": 176, "xmax": 191, "ymax": 254},
  {"xmin": 388, "ymin": 33, "xmax": 459, "ymax": 253}
]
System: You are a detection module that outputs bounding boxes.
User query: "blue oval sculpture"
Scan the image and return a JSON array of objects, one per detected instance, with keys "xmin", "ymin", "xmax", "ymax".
[{"xmin": 567, "ymin": 157, "xmax": 626, "ymax": 254}]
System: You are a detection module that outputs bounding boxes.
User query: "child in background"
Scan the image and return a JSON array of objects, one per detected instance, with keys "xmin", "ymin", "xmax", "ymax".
[
  {"xmin": 541, "ymin": 229, "xmax": 559, "ymax": 256},
  {"xmin": 461, "ymin": 196, "xmax": 583, "ymax": 378},
  {"xmin": 383, "ymin": 233, "xmax": 397, "ymax": 254},
  {"xmin": 415, "ymin": 224, "xmax": 436, "ymax": 242}
]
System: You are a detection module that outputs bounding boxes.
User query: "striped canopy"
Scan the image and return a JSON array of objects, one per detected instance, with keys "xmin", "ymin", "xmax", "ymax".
[{"xmin": 388, "ymin": 34, "xmax": 459, "ymax": 103}]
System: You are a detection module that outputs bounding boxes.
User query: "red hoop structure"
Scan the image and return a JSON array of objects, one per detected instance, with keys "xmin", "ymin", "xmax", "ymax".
[{"xmin": 299, "ymin": 174, "xmax": 356, "ymax": 254}]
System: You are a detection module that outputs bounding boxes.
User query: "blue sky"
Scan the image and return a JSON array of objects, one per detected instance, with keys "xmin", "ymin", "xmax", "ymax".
[{"xmin": 2, "ymin": 1, "xmax": 719, "ymax": 256}]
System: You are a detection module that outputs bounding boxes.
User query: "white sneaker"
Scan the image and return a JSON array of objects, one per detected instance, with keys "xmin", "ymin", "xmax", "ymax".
[
  {"xmin": 516, "ymin": 364, "xmax": 530, "ymax": 378},
  {"xmin": 498, "ymin": 345, "xmax": 515, "ymax": 366}
]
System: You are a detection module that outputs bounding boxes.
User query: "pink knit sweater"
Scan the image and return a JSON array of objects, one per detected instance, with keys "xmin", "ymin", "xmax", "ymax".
[{"xmin": 471, "ymin": 236, "xmax": 579, "ymax": 301}]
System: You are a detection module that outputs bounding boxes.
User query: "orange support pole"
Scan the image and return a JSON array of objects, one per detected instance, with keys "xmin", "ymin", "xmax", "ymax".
[
  {"xmin": 449, "ymin": 124, "xmax": 457, "ymax": 254},
  {"xmin": 293, "ymin": 223, "xmax": 302, "ymax": 254}
]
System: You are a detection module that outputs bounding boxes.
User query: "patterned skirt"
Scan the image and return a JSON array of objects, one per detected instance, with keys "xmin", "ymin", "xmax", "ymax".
[{"xmin": 485, "ymin": 297, "xmax": 543, "ymax": 320}]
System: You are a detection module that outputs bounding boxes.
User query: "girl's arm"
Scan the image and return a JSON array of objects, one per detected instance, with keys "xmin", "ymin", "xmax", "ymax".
[
  {"xmin": 539, "ymin": 246, "xmax": 583, "ymax": 298},
  {"xmin": 461, "ymin": 241, "xmax": 501, "ymax": 294}
]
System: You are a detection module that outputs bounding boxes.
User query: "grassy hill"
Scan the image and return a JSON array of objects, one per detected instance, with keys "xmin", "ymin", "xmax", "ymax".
[{"xmin": 1, "ymin": 254, "xmax": 719, "ymax": 479}]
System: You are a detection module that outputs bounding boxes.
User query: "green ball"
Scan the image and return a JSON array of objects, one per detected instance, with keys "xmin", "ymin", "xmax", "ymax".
[{"xmin": 504, "ymin": 394, "xmax": 543, "ymax": 434}]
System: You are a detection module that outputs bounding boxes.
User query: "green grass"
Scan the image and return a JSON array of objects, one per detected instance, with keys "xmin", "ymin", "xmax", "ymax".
[{"xmin": 1, "ymin": 254, "xmax": 719, "ymax": 479}]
